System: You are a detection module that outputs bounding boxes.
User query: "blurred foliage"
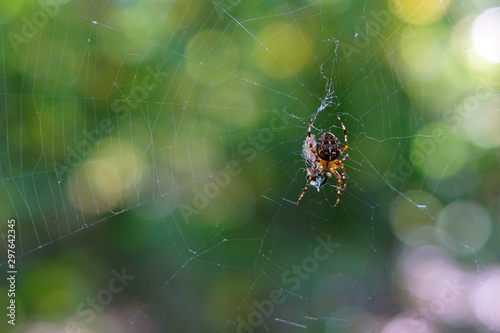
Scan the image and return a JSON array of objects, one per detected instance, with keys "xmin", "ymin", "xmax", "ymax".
[{"xmin": 1, "ymin": 0, "xmax": 500, "ymax": 332}]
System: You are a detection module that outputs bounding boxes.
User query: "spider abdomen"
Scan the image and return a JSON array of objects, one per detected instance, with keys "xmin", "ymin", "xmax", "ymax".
[{"xmin": 317, "ymin": 132, "xmax": 341, "ymax": 161}]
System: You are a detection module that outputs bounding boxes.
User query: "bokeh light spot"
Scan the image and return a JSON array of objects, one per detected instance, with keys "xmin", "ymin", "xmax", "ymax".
[
  {"xmin": 389, "ymin": 190, "xmax": 441, "ymax": 245},
  {"xmin": 464, "ymin": 95, "xmax": 500, "ymax": 149},
  {"xmin": 389, "ymin": 0, "xmax": 450, "ymax": 25},
  {"xmin": 66, "ymin": 139, "xmax": 147, "ymax": 215},
  {"xmin": 437, "ymin": 200, "xmax": 492, "ymax": 254},
  {"xmin": 472, "ymin": 7, "xmax": 500, "ymax": 63},
  {"xmin": 471, "ymin": 268, "xmax": 500, "ymax": 330},
  {"xmin": 255, "ymin": 22, "xmax": 313, "ymax": 79}
]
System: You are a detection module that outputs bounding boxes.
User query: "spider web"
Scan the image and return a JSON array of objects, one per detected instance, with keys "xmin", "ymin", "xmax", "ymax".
[{"xmin": 1, "ymin": 0, "xmax": 499, "ymax": 332}]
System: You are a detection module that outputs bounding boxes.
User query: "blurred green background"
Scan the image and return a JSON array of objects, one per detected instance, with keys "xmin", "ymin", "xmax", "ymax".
[{"xmin": 1, "ymin": 0, "xmax": 500, "ymax": 332}]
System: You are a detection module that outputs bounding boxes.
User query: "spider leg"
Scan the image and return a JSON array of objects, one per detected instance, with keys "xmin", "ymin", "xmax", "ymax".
[
  {"xmin": 307, "ymin": 116, "xmax": 319, "ymax": 157},
  {"xmin": 309, "ymin": 142, "xmax": 319, "ymax": 157},
  {"xmin": 296, "ymin": 164, "xmax": 321, "ymax": 205},
  {"xmin": 337, "ymin": 116, "xmax": 348, "ymax": 155},
  {"xmin": 307, "ymin": 116, "xmax": 314, "ymax": 135},
  {"xmin": 338, "ymin": 154, "xmax": 349, "ymax": 164},
  {"xmin": 339, "ymin": 162, "xmax": 347, "ymax": 191},
  {"xmin": 334, "ymin": 155, "xmax": 349, "ymax": 189},
  {"xmin": 331, "ymin": 168, "xmax": 342, "ymax": 208}
]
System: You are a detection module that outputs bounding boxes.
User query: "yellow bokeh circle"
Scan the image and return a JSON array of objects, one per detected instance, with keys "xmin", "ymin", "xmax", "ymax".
[
  {"xmin": 254, "ymin": 22, "xmax": 313, "ymax": 79},
  {"xmin": 388, "ymin": 0, "xmax": 451, "ymax": 25},
  {"xmin": 389, "ymin": 190, "xmax": 442, "ymax": 245}
]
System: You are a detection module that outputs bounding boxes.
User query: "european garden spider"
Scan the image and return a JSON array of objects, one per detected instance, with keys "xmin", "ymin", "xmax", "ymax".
[{"xmin": 296, "ymin": 115, "xmax": 349, "ymax": 207}]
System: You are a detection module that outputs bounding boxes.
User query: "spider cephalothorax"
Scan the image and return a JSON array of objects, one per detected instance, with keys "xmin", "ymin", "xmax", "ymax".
[{"xmin": 297, "ymin": 116, "xmax": 349, "ymax": 207}]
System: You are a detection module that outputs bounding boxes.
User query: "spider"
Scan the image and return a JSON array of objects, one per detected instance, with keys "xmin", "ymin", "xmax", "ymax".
[{"xmin": 296, "ymin": 115, "xmax": 349, "ymax": 207}]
